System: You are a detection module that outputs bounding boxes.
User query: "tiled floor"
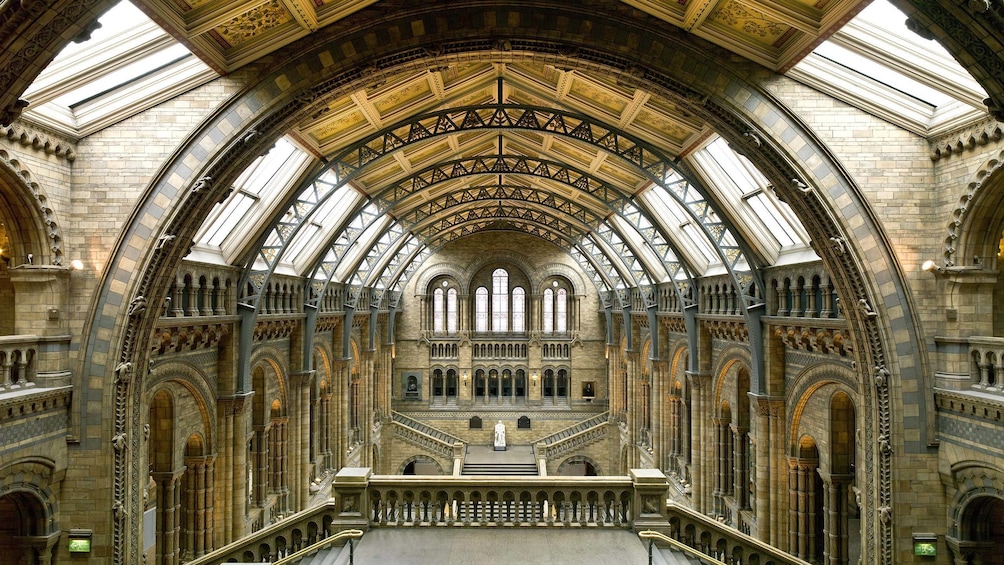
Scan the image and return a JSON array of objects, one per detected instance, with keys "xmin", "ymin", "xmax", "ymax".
[{"xmin": 350, "ymin": 527, "xmax": 650, "ymax": 564}]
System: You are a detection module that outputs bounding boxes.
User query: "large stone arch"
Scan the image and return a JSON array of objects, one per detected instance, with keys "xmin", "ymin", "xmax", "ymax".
[
  {"xmin": 0, "ymin": 457, "xmax": 60, "ymax": 536},
  {"xmin": 144, "ymin": 361, "xmax": 218, "ymax": 455},
  {"xmin": 0, "ymin": 149, "xmax": 65, "ymax": 267},
  {"xmin": 69, "ymin": 3, "xmax": 925, "ymax": 561},
  {"xmin": 941, "ymin": 147, "xmax": 1004, "ymax": 269}
]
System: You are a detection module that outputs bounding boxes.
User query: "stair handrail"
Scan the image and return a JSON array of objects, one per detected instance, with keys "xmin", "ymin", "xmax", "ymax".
[
  {"xmin": 534, "ymin": 411, "xmax": 609, "ymax": 446},
  {"xmin": 392, "ymin": 411, "xmax": 464, "ymax": 445},
  {"xmin": 273, "ymin": 528, "xmax": 364, "ymax": 565},
  {"xmin": 639, "ymin": 530, "xmax": 724, "ymax": 565}
]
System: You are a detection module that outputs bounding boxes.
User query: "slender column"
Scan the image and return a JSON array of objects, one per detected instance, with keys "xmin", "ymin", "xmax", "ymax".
[
  {"xmin": 686, "ymin": 370, "xmax": 711, "ymax": 513},
  {"xmin": 186, "ymin": 281, "xmax": 201, "ymax": 316},
  {"xmin": 732, "ymin": 426, "xmax": 746, "ymax": 508},
  {"xmin": 754, "ymin": 397, "xmax": 771, "ymax": 543},
  {"xmin": 171, "ymin": 277, "xmax": 185, "ymax": 317},
  {"xmin": 819, "ymin": 278, "xmax": 832, "ymax": 318},
  {"xmin": 776, "ymin": 281, "xmax": 789, "ymax": 317}
]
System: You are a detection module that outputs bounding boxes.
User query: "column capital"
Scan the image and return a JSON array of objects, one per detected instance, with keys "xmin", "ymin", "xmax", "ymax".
[{"xmin": 218, "ymin": 392, "xmax": 254, "ymax": 416}]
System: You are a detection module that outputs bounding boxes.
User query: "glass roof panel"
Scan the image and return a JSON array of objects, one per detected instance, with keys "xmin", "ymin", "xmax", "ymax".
[
  {"xmin": 689, "ymin": 137, "xmax": 808, "ymax": 256},
  {"xmin": 788, "ymin": 0, "xmax": 987, "ymax": 132},
  {"xmin": 23, "ymin": 0, "xmax": 217, "ymax": 135},
  {"xmin": 195, "ymin": 137, "xmax": 313, "ymax": 262}
]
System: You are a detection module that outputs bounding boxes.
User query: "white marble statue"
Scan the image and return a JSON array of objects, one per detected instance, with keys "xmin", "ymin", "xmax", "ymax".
[{"xmin": 494, "ymin": 420, "xmax": 506, "ymax": 450}]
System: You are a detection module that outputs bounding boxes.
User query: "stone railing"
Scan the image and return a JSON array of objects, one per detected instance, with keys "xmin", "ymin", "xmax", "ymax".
[
  {"xmin": 360, "ymin": 469, "xmax": 669, "ymax": 529},
  {"xmin": 0, "ymin": 334, "xmax": 72, "ymax": 391},
  {"xmin": 763, "ymin": 264, "xmax": 840, "ymax": 319},
  {"xmin": 965, "ymin": 336, "xmax": 1004, "ymax": 391},
  {"xmin": 183, "ymin": 500, "xmax": 365, "ymax": 564},
  {"xmin": 390, "ymin": 411, "xmax": 464, "ymax": 462},
  {"xmin": 534, "ymin": 412, "xmax": 609, "ymax": 461},
  {"xmin": 186, "ymin": 468, "xmax": 806, "ymax": 564},
  {"xmin": 647, "ymin": 501, "xmax": 812, "ymax": 565}
]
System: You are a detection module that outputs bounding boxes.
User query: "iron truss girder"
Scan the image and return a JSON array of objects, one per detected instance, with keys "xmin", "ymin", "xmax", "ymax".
[
  {"xmin": 239, "ymin": 101, "xmax": 760, "ymax": 314},
  {"xmin": 335, "ymin": 175, "xmax": 698, "ymax": 311},
  {"xmin": 349, "ymin": 158, "xmax": 698, "ymax": 306}
]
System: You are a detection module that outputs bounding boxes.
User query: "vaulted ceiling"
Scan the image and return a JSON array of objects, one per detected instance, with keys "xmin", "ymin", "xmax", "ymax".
[
  {"xmin": 137, "ymin": 0, "xmax": 865, "ymax": 74},
  {"xmin": 1, "ymin": 0, "xmax": 999, "ymax": 309}
]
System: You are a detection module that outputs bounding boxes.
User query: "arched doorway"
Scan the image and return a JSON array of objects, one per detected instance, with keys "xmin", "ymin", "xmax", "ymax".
[
  {"xmin": 953, "ymin": 496, "xmax": 1004, "ymax": 565},
  {"xmin": 0, "ymin": 491, "xmax": 55, "ymax": 565},
  {"xmin": 825, "ymin": 391, "xmax": 859, "ymax": 565}
]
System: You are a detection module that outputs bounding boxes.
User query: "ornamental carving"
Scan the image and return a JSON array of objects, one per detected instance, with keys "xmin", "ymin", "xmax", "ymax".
[
  {"xmin": 253, "ymin": 318, "xmax": 297, "ymax": 341},
  {"xmin": 775, "ymin": 325, "xmax": 852, "ymax": 356},
  {"xmin": 703, "ymin": 319, "xmax": 748, "ymax": 342},
  {"xmin": 151, "ymin": 323, "xmax": 231, "ymax": 355}
]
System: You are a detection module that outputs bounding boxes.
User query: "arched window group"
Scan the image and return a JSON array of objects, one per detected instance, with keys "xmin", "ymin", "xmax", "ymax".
[
  {"xmin": 476, "ymin": 268, "xmax": 525, "ymax": 333},
  {"xmin": 432, "ymin": 279, "xmax": 458, "ymax": 334},
  {"xmin": 542, "ymin": 280, "xmax": 568, "ymax": 334},
  {"xmin": 427, "ymin": 269, "xmax": 573, "ymax": 335}
]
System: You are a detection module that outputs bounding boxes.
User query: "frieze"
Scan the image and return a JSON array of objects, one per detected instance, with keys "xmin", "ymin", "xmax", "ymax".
[
  {"xmin": 151, "ymin": 322, "xmax": 231, "ymax": 355},
  {"xmin": 702, "ymin": 318, "xmax": 748, "ymax": 342},
  {"xmin": 929, "ymin": 118, "xmax": 1003, "ymax": 161},
  {"xmin": 315, "ymin": 314, "xmax": 341, "ymax": 333},
  {"xmin": 661, "ymin": 315, "xmax": 687, "ymax": 334},
  {"xmin": 254, "ymin": 318, "xmax": 297, "ymax": 341},
  {"xmin": 775, "ymin": 324, "xmax": 852, "ymax": 356},
  {"xmin": 2, "ymin": 120, "xmax": 77, "ymax": 160}
]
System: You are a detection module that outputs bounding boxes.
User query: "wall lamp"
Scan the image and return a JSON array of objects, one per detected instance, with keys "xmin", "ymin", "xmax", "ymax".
[
  {"xmin": 921, "ymin": 260, "xmax": 944, "ymax": 274},
  {"xmin": 531, "ymin": 371, "xmax": 538, "ymax": 387}
]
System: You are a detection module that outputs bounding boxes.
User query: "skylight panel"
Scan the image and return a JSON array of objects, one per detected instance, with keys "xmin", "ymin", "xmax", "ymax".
[
  {"xmin": 48, "ymin": 1, "xmax": 147, "ymax": 63},
  {"xmin": 55, "ymin": 45, "xmax": 193, "ymax": 108},
  {"xmin": 811, "ymin": 43, "xmax": 945, "ymax": 107},
  {"xmin": 195, "ymin": 138, "xmax": 312, "ymax": 261},
  {"xmin": 23, "ymin": 0, "xmax": 217, "ymax": 136},
  {"xmin": 689, "ymin": 137, "xmax": 809, "ymax": 256}
]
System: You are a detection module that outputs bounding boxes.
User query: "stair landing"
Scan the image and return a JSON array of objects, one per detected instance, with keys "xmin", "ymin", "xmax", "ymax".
[
  {"xmin": 462, "ymin": 445, "xmax": 537, "ymax": 476},
  {"xmin": 351, "ymin": 528, "xmax": 649, "ymax": 564}
]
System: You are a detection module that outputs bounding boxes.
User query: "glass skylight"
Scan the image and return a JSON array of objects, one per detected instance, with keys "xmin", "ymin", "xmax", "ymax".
[
  {"xmin": 788, "ymin": 0, "xmax": 987, "ymax": 133},
  {"xmin": 22, "ymin": 0, "xmax": 216, "ymax": 136}
]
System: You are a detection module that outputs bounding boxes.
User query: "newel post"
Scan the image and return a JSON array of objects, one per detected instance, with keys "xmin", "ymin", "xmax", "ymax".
[
  {"xmin": 631, "ymin": 468, "xmax": 670, "ymax": 529},
  {"xmin": 332, "ymin": 467, "xmax": 371, "ymax": 532}
]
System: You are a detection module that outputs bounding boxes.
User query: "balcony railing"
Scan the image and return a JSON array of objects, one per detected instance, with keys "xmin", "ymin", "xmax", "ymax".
[
  {"xmin": 183, "ymin": 468, "xmax": 808, "ymax": 565},
  {"xmin": 0, "ymin": 334, "xmax": 72, "ymax": 391}
]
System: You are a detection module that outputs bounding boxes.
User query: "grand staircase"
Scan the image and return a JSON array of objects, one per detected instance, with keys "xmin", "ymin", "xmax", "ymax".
[
  {"xmin": 460, "ymin": 461, "xmax": 538, "ymax": 475},
  {"xmin": 460, "ymin": 444, "xmax": 539, "ymax": 476}
]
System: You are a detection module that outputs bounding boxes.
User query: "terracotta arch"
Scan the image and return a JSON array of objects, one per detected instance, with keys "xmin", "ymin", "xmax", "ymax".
[{"xmin": 73, "ymin": 5, "xmax": 922, "ymax": 561}]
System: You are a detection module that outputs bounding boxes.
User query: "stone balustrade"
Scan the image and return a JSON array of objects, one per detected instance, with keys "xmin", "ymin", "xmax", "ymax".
[
  {"xmin": 652, "ymin": 501, "xmax": 813, "ymax": 565},
  {"xmin": 0, "ymin": 334, "xmax": 72, "ymax": 390},
  {"xmin": 181, "ymin": 468, "xmax": 809, "ymax": 565},
  {"xmin": 966, "ymin": 336, "xmax": 1004, "ymax": 391},
  {"xmin": 365, "ymin": 474, "xmax": 636, "ymax": 528}
]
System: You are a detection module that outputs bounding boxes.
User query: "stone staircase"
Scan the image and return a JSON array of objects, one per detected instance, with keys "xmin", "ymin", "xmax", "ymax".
[
  {"xmin": 392, "ymin": 411, "xmax": 463, "ymax": 445},
  {"xmin": 460, "ymin": 461, "xmax": 538, "ymax": 475},
  {"xmin": 535, "ymin": 411, "xmax": 608, "ymax": 446}
]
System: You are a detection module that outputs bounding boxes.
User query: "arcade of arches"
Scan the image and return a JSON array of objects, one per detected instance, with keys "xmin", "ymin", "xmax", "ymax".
[{"xmin": 1, "ymin": 0, "xmax": 1004, "ymax": 564}]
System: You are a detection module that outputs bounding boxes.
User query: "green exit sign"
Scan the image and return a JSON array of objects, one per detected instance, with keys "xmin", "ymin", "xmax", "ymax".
[
  {"xmin": 914, "ymin": 542, "xmax": 936, "ymax": 556},
  {"xmin": 68, "ymin": 538, "xmax": 91, "ymax": 553}
]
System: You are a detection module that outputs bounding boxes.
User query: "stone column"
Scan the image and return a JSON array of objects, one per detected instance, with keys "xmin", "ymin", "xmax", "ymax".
[
  {"xmin": 287, "ymin": 371, "xmax": 311, "ymax": 511},
  {"xmin": 820, "ymin": 472, "xmax": 853, "ymax": 565},
  {"xmin": 686, "ymin": 370, "xmax": 711, "ymax": 513}
]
